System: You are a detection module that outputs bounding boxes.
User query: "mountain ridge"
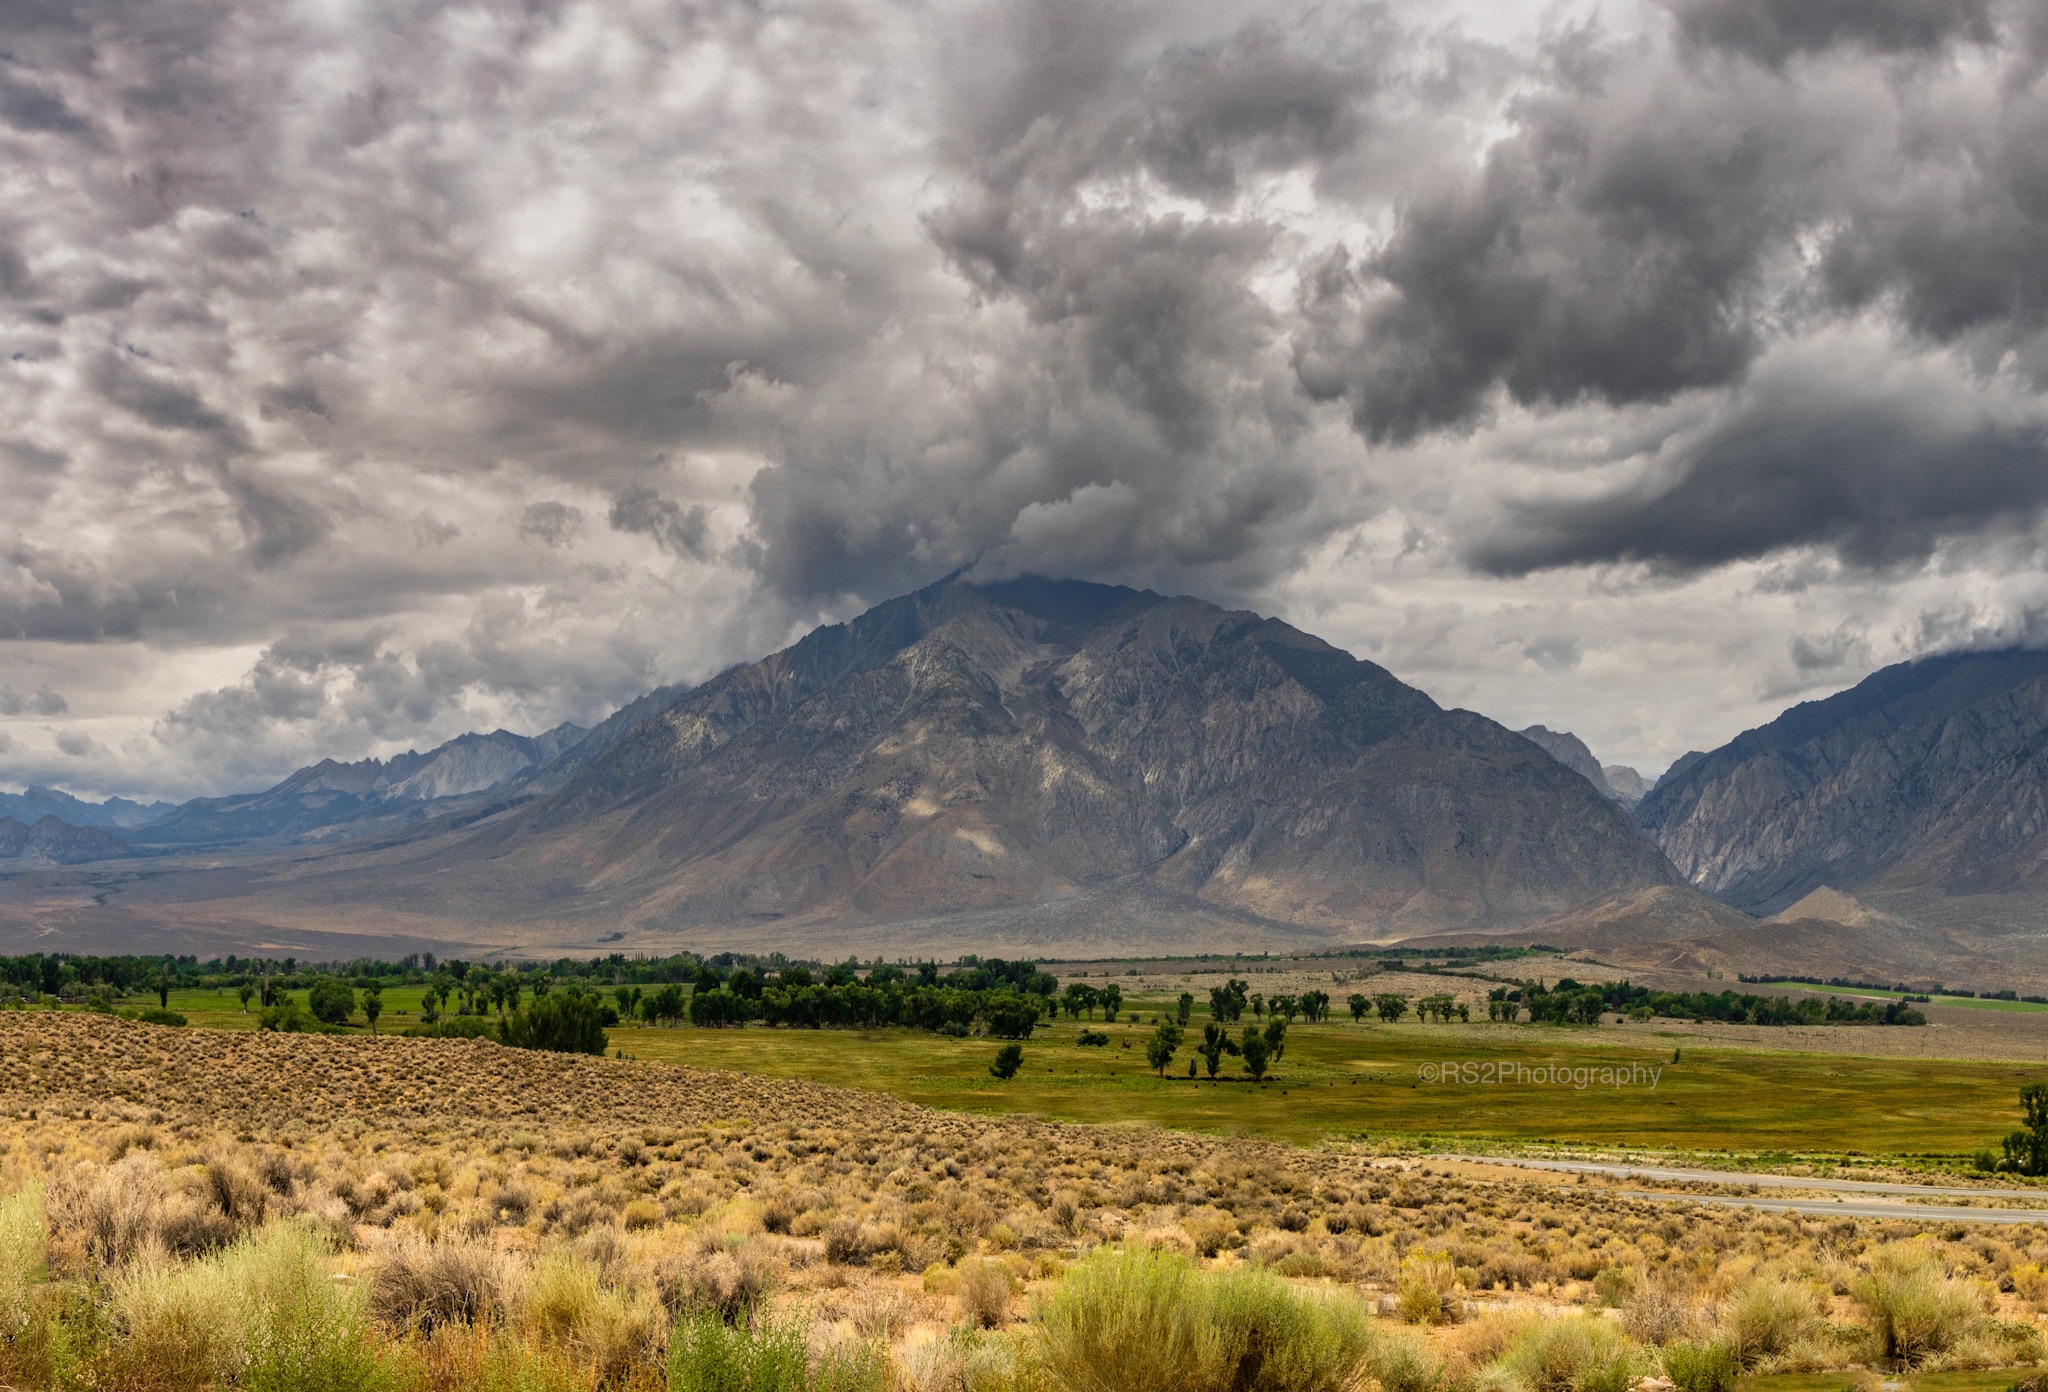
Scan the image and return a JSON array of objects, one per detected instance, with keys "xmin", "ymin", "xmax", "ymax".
[{"xmin": 49, "ymin": 575, "xmax": 1683, "ymax": 955}]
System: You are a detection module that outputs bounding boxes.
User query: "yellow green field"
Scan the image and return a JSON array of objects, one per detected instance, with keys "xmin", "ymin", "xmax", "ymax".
[
  {"xmin": 612, "ymin": 1017, "xmax": 2048, "ymax": 1158},
  {"xmin": 1756, "ymin": 981, "xmax": 2048, "ymax": 1014},
  {"xmin": 87, "ymin": 984, "xmax": 2048, "ymax": 1161}
]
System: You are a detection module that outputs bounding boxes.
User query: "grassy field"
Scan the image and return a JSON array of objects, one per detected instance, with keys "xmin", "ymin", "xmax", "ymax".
[
  {"xmin": 611, "ymin": 1015, "xmax": 2048, "ymax": 1158},
  {"xmin": 1755, "ymin": 981, "xmax": 2048, "ymax": 1014},
  {"xmin": 94, "ymin": 983, "xmax": 2048, "ymax": 1159}
]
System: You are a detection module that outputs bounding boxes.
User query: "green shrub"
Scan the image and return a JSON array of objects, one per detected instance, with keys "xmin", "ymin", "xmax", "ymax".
[
  {"xmin": 1033, "ymin": 1243, "xmax": 1376, "ymax": 1392},
  {"xmin": 259, "ymin": 1000, "xmax": 311, "ymax": 1032},
  {"xmin": 138, "ymin": 1008, "xmax": 187, "ymax": 1027},
  {"xmin": 1498, "ymin": 1314, "xmax": 1645, "ymax": 1392},
  {"xmin": 1719, "ymin": 1272, "xmax": 1819, "ymax": 1369},
  {"xmin": 1662, "ymin": 1342, "xmax": 1740, "ymax": 1392},
  {"xmin": 234, "ymin": 1221, "xmax": 405, "ymax": 1392},
  {"xmin": 1363, "ymin": 1324, "xmax": 1445, "ymax": 1392},
  {"xmin": 499, "ymin": 994, "xmax": 608, "ymax": 1055},
  {"xmin": 1034, "ymin": 1245, "xmax": 1214, "ymax": 1392},
  {"xmin": 1851, "ymin": 1244, "xmax": 1987, "ymax": 1369},
  {"xmin": 0, "ymin": 1183, "xmax": 42, "ymax": 1343},
  {"xmin": 306, "ymin": 978, "xmax": 356, "ymax": 1027},
  {"xmin": 668, "ymin": 1309, "xmax": 885, "ymax": 1392},
  {"xmin": 1205, "ymin": 1262, "xmax": 1374, "ymax": 1392},
  {"xmin": 403, "ymin": 1016, "xmax": 497, "ymax": 1040},
  {"xmin": 990, "ymin": 1043, "xmax": 1024, "ymax": 1080}
]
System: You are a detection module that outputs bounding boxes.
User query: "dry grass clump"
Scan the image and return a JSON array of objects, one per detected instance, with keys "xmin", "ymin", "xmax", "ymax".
[{"xmin": 370, "ymin": 1236, "xmax": 504, "ymax": 1333}]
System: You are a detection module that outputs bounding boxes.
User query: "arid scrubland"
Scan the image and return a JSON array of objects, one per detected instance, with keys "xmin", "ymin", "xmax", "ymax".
[{"xmin": 2, "ymin": 1012, "xmax": 2047, "ymax": 1391}]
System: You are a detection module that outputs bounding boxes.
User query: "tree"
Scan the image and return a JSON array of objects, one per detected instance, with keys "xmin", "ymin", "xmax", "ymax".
[
  {"xmin": 237, "ymin": 983, "xmax": 255, "ymax": 1013},
  {"xmin": 1299, "ymin": 990, "xmax": 1330, "ymax": 1023},
  {"xmin": 1240, "ymin": 1027, "xmax": 1271, "ymax": 1081},
  {"xmin": 1263, "ymin": 1017, "xmax": 1287, "ymax": 1063},
  {"xmin": 1176, "ymin": 992, "xmax": 1193, "ymax": 1027},
  {"xmin": 1209, "ymin": 980, "xmax": 1248, "ymax": 1023},
  {"xmin": 155, "ymin": 971, "xmax": 170, "ymax": 1009},
  {"xmin": 1146, "ymin": 1021, "xmax": 1184, "ymax": 1077},
  {"xmin": 1418, "ymin": 994, "xmax": 1456, "ymax": 1023},
  {"xmin": 1251, "ymin": 993, "xmax": 1264, "ymax": 1019},
  {"xmin": 1196, "ymin": 1022, "xmax": 1239, "ymax": 1078},
  {"xmin": 362, "ymin": 986, "xmax": 383, "ymax": 1033},
  {"xmin": 1374, "ymin": 993, "xmax": 1409, "ymax": 1023},
  {"xmin": 1348, "ymin": 993, "xmax": 1369, "ymax": 1022},
  {"xmin": 984, "ymin": 992, "xmax": 1042, "ymax": 1039},
  {"xmin": 1064, "ymin": 983, "xmax": 1098, "ymax": 1020},
  {"xmin": 2003, "ymin": 1082, "xmax": 2048, "ymax": 1175},
  {"xmin": 1271, "ymin": 994, "xmax": 1299, "ymax": 1023},
  {"xmin": 1100, "ymin": 983, "xmax": 1123, "ymax": 1022},
  {"xmin": 500, "ymin": 993, "xmax": 608, "ymax": 1054},
  {"xmin": 307, "ymin": 978, "xmax": 355, "ymax": 1026},
  {"xmin": 990, "ymin": 1042, "xmax": 1024, "ymax": 1080}
]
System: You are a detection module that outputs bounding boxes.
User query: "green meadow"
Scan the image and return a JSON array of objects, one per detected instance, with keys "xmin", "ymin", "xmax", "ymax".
[
  {"xmin": 94, "ymin": 982, "xmax": 2048, "ymax": 1160},
  {"xmin": 612, "ymin": 1015, "xmax": 2048, "ymax": 1159},
  {"xmin": 1755, "ymin": 981, "xmax": 2048, "ymax": 1013}
]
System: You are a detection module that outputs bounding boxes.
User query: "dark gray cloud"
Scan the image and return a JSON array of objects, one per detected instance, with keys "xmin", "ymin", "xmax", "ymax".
[
  {"xmin": 6, "ymin": 0, "xmax": 2048, "ymax": 797},
  {"xmin": 609, "ymin": 487, "xmax": 710, "ymax": 560},
  {"xmin": 1667, "ymin": 0, "xmax": 1997, "ymax": 64},
  {"xmin": 1471, "ymin": 356, "xmax": 2048, "ymax": 574}
]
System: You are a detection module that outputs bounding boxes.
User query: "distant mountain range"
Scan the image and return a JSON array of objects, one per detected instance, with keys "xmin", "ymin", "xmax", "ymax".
[
  {"xmin": 0, "ymin": 786, "xmax": 170, "ymax": 829},
  {"xmin": 4, "ymin": 576, "xmax": 1678, "ymax": 957},
  {"xmin": 1639, "ymin": 647, "xmax": 2048, "ymax": 917},
  {"xmin": 11, "ymin": 582, "xmax": 2048, "ymax": 986},
  {"xmin": 1516, "ymin": 726, "xmax": 1650, "ymax": 807},
  {"xmin": 132, "ymin": 723, "xmax": 589, "ymax": 848}
]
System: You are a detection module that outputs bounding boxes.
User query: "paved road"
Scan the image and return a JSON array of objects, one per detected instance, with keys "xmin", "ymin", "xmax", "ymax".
[
  {"xmin": 1612, "ymin": 1191, "xmax": 2048, "ymax": 1226},
  {"xmin": 1437, "ymin": 1154, "xmax": 2048, "ymax": 1225},
  {"xmin": 1447, "ymin": 1154, "xmax": 2041, "ymax": 1200}
]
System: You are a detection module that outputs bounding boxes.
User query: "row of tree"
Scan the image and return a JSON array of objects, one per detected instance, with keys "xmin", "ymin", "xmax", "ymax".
[{"xmin": 1486, "ymin": 979, "xmax": 1926, "ymax": 1027}]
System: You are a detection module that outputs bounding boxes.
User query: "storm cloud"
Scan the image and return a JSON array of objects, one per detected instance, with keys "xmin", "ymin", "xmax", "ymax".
[{"xmin": 6, "ymin": 0, "xmax": 2048, "ymax": 797}]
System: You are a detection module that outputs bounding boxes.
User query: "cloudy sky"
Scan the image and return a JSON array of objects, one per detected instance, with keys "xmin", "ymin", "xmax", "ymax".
[{"xmin": 6, "ymin": 0, "xmax": 2048, "ymax": 802}]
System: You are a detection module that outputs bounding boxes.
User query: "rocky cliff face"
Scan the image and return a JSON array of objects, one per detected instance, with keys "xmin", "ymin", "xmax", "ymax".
[
  {"xmin": 1637, "ymin": 648, "xmax": 2048, "ymax": 914},
  {"xmin": 1516, "ymin": 726, "xmax": 1649, "ymax": 806},
  {"xmin": 241, "ymin": 577, "xmax": 1679, "ymax": 950}
]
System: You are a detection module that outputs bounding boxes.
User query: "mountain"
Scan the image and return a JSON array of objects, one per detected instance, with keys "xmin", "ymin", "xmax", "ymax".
[
  {"xmin": 1516, "ymin": 726, "xmax": 1648, "ymax": 805},
  {"xmin": 129, "ymin": 576, "xmax": 1681, "ymax": 956},
  {"xmin": 0, "ymin": 815, "xmax": 131, "ymax": 865},
  {"xmin": 1601, "ymin": 765, "xmax": 1652, "ymax": 806},
  {"xmin": 0, "ymin": 787, "xmax": 171, "ymax": 829},
  {"xmin": 133, "ymin": 723, "xmax": 587, "ymax": 847},
  {"xmin": 1637, "ymin": 647, "xmax": 2048, "ymax": 921}
]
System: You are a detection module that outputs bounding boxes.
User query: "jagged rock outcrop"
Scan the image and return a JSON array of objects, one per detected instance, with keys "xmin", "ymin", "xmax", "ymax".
[
  {"xmin": 1637, "ymin": 647, "xmax": 2048, "ymax": 915},
  {"xmin": 1516, "ymin": 725, "xmax": 1648, "ymax": 806},
  {"xmin": 1601, "ymin": 765, "xmax": 1651, "ymax": 806}
]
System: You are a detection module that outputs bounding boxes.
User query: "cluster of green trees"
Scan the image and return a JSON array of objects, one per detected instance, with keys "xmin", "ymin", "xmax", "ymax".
[
  {"xmin": 1484, "ymin": 979, "xmax": 1926, "ymax": 1027},
  {"xmin": 1137, "ymin": 1017, "xmax": 1290, "ymax": 1081},
  {"xmin": 2000, "ymin": 1083, "xmax": 2048, "ymax": 1175},
  {"xmin": 616, "ymin": 959, "xmax": 1055, "ymax": 1040},
  {"xmin": 1346, "ymin": 992, "xmax": 1467, "ymax": 1023},
  {"xmin": 1203, "ymin": 980, "xmax": 1330, "ymax": 1024}
]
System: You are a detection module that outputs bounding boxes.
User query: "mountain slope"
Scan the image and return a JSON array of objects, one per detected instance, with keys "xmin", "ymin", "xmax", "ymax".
[
  {"xmin": 0, "ymin": 787, "xmax": 170, "ymax": 829},
  {"xmin": 160, "ymin": 576, "xmax": 1681, "ymax": 953},
  {"xmin": 1637, "ymin": 648, "xmax": 2048, "ymax": 916},
  {"xmin": 134, "ymin": 723, "xmax": 586, "ymax": 847},
  {"xmin": 0, "ymin": 815, "xmax": 131, "ymax": 865}
]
